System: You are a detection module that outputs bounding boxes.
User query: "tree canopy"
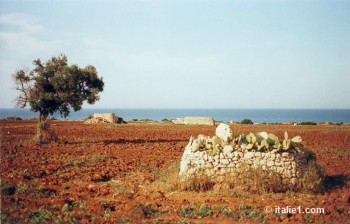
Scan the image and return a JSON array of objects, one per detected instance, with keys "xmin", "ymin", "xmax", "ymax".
[{"xmin": 14, "ymin": 54, "xmax": 104, "ymax": 120}]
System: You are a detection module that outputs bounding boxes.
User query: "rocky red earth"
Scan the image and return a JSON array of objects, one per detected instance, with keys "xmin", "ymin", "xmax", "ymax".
[{"xmin": 1, "ymin": 120, "xmax": 349, "ymax": 223}]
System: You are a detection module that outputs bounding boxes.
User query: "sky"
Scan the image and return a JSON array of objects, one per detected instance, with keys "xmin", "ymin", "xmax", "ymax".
[{"xmin": 0, "ymin": 0, "xmax": 349, "ymax": 109}]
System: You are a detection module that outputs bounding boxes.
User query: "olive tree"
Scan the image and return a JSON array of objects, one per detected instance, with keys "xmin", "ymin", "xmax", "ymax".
[{"xmin": 13, "ymin": 54, "xmax": 104, "ymax": 142}]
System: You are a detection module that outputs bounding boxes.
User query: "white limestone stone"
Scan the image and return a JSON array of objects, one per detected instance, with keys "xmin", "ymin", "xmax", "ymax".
[{"xmin": 215, "ymin": 123, "xmax": 232, "ymax": 142}]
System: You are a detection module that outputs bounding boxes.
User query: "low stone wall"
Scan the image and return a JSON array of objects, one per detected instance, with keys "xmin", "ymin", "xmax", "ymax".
[
  {"xmin": 172, "ymin": 117, "xmax": 215, "ymax": 126},
  {"xmin": 179, "ymin": 145, "xmax": 308, "ymax": 186},
  {"xmin": 179, "ymin": 123, "xmax": 311, "ymax": 187}
]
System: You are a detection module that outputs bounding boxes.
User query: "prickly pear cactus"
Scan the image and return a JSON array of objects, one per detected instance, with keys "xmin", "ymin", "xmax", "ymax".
[{"xmin": 186, "ymin": 123, "xmax": 304, "ymax": 154}]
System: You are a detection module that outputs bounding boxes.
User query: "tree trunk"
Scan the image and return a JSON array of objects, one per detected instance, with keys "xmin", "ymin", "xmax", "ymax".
[
  {"xmin": 39, "ymin": 111, "xmax": 48, "ymax": 122},
  {"xmin": 36, "ymin": 111, "xmax": 57, "ymax": 144}
]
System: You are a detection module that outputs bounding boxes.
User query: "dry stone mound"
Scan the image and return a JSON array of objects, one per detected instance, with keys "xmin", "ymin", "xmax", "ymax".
[
  {"xmin": 179, "ymin": 123, "xmax": 319, "ymax": 188},
  {"xmin": 85, "ymin": 113, "xmax": 117, "ymax": 124}
]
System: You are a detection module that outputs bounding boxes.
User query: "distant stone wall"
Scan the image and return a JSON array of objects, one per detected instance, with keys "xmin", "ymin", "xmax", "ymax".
[
  {"xmin": 172, "ymin": 117, "xmax": 215, "ymax": 126},
  {"xmin": 179, "ymin": 146, "xmax": 307, "ymax": 186},
  {"xmin": 85, "ymin": 113, "xmax": 117, "ymax": 124}
]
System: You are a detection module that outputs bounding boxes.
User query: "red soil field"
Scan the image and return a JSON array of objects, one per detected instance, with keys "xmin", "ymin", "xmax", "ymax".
[{"xmin": 1, "ymin": 120, "xmax": 350, "ymax": 223}]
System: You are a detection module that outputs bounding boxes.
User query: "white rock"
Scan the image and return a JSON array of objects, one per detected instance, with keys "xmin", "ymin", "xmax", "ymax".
[
  {"xmin": 220, "ymin": 159, "xmax": 230, "ymax": 165},
  {"xmin": 179, "ymin": 146, "xmax": 192, "ymax": 176},
  {"xmin": 267, "ymin": 160, "xmax": 274, "ymax": 167},
  {"xmin": 226, "ymin": 152, "xmax": 234, "ymax": 159},
  {"xmin": 227, "ymin": 163, "xmax": 235, "ymax": 168},
  {"xmin": 214, "ymin": 155, "xmax": 219, "ymax": 161},
  {"xmin": 202, "ymin": 153, "xmax": 208, "ymax": 161},
  {"xmin": 215, "ymin": 123, "xmax": 232, "ymax": 142},
  {"xmin": 223, "ymin": 145, "xmax": 234, "ymax": 154},
  {"xmin": 233, "ymin": 151, "xmax": 239, "ymax": 157},
  {"xmin": 277, "ymin": 167, "xmax": 284, "ymax": 173},
  {"xmin": 290, "ymin": 178, "xmax": 297, "ymax": 185},
  {"xmin": 282, "ymin": 152, "xmax": 289, "ymax": 157},
  {"xmin": 244, "ymin": 152, "xmax": 255, "ymax": 159},
  {"xmin": 259, "ymin": 159, "xmax": 266, "ymax": 165}
]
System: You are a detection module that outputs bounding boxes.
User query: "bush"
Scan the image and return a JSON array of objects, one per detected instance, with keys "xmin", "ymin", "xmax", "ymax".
[
  {"xmin": 298, "ymin": 148, "xmax": 325, "ymax": 193},
  {"xmin": 3, "ymin": 116, "xmax": 22, "ymax": 121},
  {"xmin": 240, "ymin": 119, "xmax": 253, "ymax": 124},
  {"xmin": 85, "ymin": 114, "xmax": 93, "ymax": 120},
  {"xmin": 116, "ymin": 117, "xmax": 127, "ymax": 124},
  {"xmin": 298, "ymin": 121, "xmax": 317, "ymax": 125}
]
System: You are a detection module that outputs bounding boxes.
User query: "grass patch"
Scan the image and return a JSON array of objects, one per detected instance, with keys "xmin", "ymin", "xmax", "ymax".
[
  {"xmin": 30, "ymin": 206, "xmax": 52, "ymax": 224},
  {"xmin": 16, "ymin": 182, "xmax": 31, "ymax": 194},
  {"xmin": 296, "ymin": 148, "xmax": 325, "ymax": 193},
  {"xmin": 1, "ymin": 116, "xmax": 23, "ymax": 121},
  {"xmin": 236, "ymin": 202, "xmax": 263, "ymax": 220},
  {"xmin": 177, "ymin": 204, "xmax": 241, "ymax": 219},
  {"xmin": 177, "ymin": 204, "xmax": 215, "ymax": 218},
  {"xmin": 119, "ymin": 215, "xmax": 129, "ymax": 223}
]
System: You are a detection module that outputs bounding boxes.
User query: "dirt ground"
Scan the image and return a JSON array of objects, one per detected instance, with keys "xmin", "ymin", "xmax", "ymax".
[{"xmin": 1, "ymin": 120, "xmax": 350, "ymax": 223}]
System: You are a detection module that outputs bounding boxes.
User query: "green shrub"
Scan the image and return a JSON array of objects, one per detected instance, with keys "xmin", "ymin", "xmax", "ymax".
[
  {"xmin": 298, "ymin": 121, "xmax": 317, "ymax": 125},
  {"xmin": 30, "ymin": 206, "xmax": 52, "ymax": 224},
  {"xmin": 240, "ymin": 119, "xmax": 253, "ymax": 124},
  {"xmin": 4, "ymin": 116, "xmax": 22, "ymax": 120},
  {"xmin": 177, "ymin": 204, "xmax": 214, "ymax": 218}
]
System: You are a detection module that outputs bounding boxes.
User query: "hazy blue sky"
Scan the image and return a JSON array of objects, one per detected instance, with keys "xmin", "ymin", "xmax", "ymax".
[{"xmin": 0, "ymin": 0, "xmax": 349, "ymax": 109}]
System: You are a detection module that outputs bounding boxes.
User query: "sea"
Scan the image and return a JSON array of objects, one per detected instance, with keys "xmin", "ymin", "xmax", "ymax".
[{"xmin": 0, "ymin": 108, "xmax": 349, "ymax": 123}]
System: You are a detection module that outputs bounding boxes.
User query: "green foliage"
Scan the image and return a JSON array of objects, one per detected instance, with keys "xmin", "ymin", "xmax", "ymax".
[
  {"xmin": 30, "ymin": 206, "xmax": 52, "ymax": 224},
  {"xmin": 299, "ymin": 149, "xmax": 325, "ymax": 193},
  {"xmin": 13, "ymin": 54, "xmax": 104, "ymax": 120},
  {"xmin": 298, "ymin": 121, "xmax": 317, "ymax": 125},
  {"xmin": 177, "ymin": 204, "xmax": 214, "ymax": 218},
  {"xmin": 197, "ymin": 204, "xmax": 214, "ymax": 217},
  {"xmin": 2, "ymin": 116, "xmax": 22, "ymax": 121},
  {"xmin": 119, "ymin": 215, "xmax": 129, "ymax": 223},
  {"xmin": 236, "ymin": 202, "xmax": 263, "ymax": 220},
  {"xmin": 16, "ymin": 182, "xmax": 30, "ymax": 194},
  {"xmin": 177, "ymin": 204, "xmax": 237, "ymax": 219},
  {"xmin": 240, "ymin": 119, "xmax": 253, "ymax": 124},
  {"xmin": 191, "ymin": 129, "xmax": 304, "ymax": 153}
]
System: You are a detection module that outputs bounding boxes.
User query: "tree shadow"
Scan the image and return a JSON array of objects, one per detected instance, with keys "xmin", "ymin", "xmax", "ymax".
[
  {"xmin": 64, "ymin": 138, "xmax": 188, "ymax": 145},
  {"xmin": 324, "ymin": 175, "xmax": 347, "ymax": 191}
]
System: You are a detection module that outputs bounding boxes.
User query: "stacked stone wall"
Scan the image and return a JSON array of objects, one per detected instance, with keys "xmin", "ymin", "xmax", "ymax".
[
  {"xmin": 179, "ymin": 123, "xmax": 310, "ymax": 187},
  {"xmin": 179, "ymin": 146, "xmax": 308, "ymax": 186}
]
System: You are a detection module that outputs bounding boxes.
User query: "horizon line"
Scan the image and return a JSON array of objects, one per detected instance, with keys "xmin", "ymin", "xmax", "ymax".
[{"xmin": 1, "ymin": 107, "xmax": 350, "ymax": 110}]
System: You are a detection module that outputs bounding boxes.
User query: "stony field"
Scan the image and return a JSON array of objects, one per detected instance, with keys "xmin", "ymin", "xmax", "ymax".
[{"xmin": 1, "ymin": 120, "xmax": 350, "ymax": 223}]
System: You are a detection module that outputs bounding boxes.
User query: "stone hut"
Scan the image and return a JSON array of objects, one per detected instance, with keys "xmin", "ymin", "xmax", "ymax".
[
  {"xmin": 172, "ymin": 117, "xmax": 215, "ymax": 126},
  {"xmin": 85, "ymin": 113, "xmax": 117, "ymax": 124}
]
